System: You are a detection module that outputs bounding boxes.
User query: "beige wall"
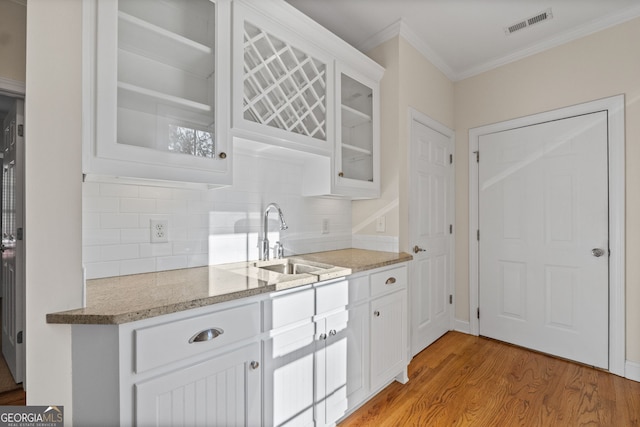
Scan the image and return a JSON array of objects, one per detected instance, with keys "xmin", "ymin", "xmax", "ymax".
[
  {"xmin": 354, "ymin": 37, "xmax": 454, "ymax": 251},
  {"xmin": 0, "ymin": 0, "xmax": 26, "ymax": 83},
  {"xmin": 25, "ymin": 0, "xmax": 83, "ymax": 421},
  {"xmin": 454, "ymin": 17, "xmax": 640, "ymax": 362}
]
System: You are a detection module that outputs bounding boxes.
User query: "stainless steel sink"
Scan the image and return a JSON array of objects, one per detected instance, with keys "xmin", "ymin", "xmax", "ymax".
[{"xmin": 254, "ymin": 258, "xmax": 334, "ymax": 276}]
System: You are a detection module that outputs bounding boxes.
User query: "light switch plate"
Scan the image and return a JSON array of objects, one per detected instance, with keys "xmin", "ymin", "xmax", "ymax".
[
  {"xmin": 376, "ymin": 216, "xmax": 386, "ymax": 232},
  {"xmin": 322, "ymin": 218, "xmax": 330, "ymax": 234}
]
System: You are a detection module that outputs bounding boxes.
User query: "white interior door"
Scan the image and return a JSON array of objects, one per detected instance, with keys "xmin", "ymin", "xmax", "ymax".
[
  {"xmin": 409, "ymin": 115, "xmax": 454, "ymax": 357},
  {"xmin": 479, "ymin": 111, "xmax": 609, "ymax": 369},
  {"xmin": 2, "ymin": 99, "xmax": 25, "ymax": 383}
]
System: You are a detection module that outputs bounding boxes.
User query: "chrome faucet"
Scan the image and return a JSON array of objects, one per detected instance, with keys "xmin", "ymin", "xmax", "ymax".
[{"xmin": 260, "ymin": 203, "xmax": 288, "ymax": 261}]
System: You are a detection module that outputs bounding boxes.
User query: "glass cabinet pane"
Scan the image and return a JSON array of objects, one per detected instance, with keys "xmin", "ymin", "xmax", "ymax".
[
  {"xmin": 340, "ymin": 74, "xmax": 373, "ymax": 182},
  {"xmin": 116, "ymin": 0, "xmax": 217, "ymax": 159}
]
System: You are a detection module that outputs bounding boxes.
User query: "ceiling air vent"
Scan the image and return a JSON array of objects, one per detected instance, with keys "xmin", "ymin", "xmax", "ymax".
[{"xmin": 505, "ymin": 8, "xmax": 553, "ymax": 35}]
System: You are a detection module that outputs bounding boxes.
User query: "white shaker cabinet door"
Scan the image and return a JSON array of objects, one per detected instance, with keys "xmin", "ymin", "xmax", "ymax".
[
  {"xmin": 370, "ymin": 291, "xmax": 406, "ymax": 392},
  {"xmin": 135, "ymin": 342, "xmax": 261, "ymax": 427}
]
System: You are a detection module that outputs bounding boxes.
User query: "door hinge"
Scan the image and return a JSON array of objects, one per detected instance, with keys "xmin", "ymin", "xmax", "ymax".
[
  {"xmin": 449, "ymin": 294, "xmax": 453, "ymax": 304},
  {"xmin": 449, "ymin": 224, "xmax": 453, "ymax": 234},
  {"xmin": 17, "ymin": 331, "xmax": 23, "ymax": 344},
  {"xmin": 477, "ymin": 229, "xmax": 480, "ymax": 241},
  {"xmin": 449, "ymin": 154, "xmax": 453, "ymax": 165},
  {"xmin": 17, "ymin": 124, "xmax": 23, "ymax": 137},
  {"xmin": 477, "ymin": 308, "xmax": 480, "ymax": 319},
  {"xmin": 17, "ymin": 228, "xmax": 23, "ymax": 241},
  {"xmin": 473, "ymin": 151, "xmax": 479, "ymax": 163}
]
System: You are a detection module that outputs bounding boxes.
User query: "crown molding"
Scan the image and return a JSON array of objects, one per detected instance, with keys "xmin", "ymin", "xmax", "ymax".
[
  {"xmin": 358, "ymin": 4, "xmax": 640, "ymax": 82},
  {"xmin": 457, "ymin": 3, "xmax": 640, "ymax": 80},
  {"xmin": 357, "ymin": 19, "xmax": 456, "ymax": 81}
]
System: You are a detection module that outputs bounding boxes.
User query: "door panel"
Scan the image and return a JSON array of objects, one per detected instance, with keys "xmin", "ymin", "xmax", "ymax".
[
  {"xmin": 2, "ymin": 99, "xmax": 24, "ymax": 383},
  {"xmin": 479, "ymin": 112, "xmax": 608, "ymax": 369},
  {"xmin": 410, "ymin": 119, "xmax": 453, "ymax": 356}
]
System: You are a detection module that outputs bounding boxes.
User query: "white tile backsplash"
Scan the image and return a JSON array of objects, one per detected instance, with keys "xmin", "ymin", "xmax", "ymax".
[{"xmin": 83, "ymin": 152, "xmax": 354, "ymax": 279}]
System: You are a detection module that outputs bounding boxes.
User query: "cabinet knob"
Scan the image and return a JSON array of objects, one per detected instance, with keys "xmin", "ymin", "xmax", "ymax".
[
  {"xmin": 218, "ymin": 152, "xmax": 227, "ymax": 159},
  {"xmin": 250, "ymin": 361, "xmax": 260, "ymax": 370},
  {"xmin": 189, "ymin": 327, "xmax": 224, "ymax": 343},
  {"xmin": 373, "ymin": 311, "xmax": 380, "ymax": 317},
  {"xmin": 338, "ymin": 172, "xmax": 344, "ymax": 177},
  {"xmin": 329, "ymin": 329, "xmax": 337, "ymax": 336},
  {"xmin": 319, "ymin": 333, "xmax": 328, "ymax": 340}
]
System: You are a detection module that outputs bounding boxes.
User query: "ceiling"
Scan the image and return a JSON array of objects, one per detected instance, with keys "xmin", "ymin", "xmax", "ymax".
[{"xmin": 285, "ymin": 0, "xmax": 640, "ymax": 81}]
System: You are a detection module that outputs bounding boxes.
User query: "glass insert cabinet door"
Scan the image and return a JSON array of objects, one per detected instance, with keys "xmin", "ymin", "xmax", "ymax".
[
  {"xmin": 337, "ymin": 72, "xmax": 375, "ymax": 185},
  {"xmin": 116, "ymin": 0, "xmax": 217, "ymax": 159}
]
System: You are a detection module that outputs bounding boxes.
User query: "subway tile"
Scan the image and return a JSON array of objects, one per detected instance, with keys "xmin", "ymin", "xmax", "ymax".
[
  {"xmin": 84, "ymin": 261, "xmax": 120, "ymax": 280},
  {"xmin": 100, "ymin": 244, "xmax": 139, "ymax": 262},
  {"xmin": 156, "ymin": 199, "xmax": 188, "ymax": 214},
  {"xmin": 84, "ymin": 229, "xmax": 120, "ymax": 246},
  {"xmin": 101, "ymin": 213, "xmax": 139, "ymax": 229},
  {"xmin": 120, "ymin": 228, "xmax": 149, "ymax": 244},
  {"xmin": 120, "ymin": 198, "xmax": 156, "ymax": 213},
  {"xmin": 100, "ymin": 183, "xmax": 139, "ymax": 198},
  {"xmin": 157, "ymin": 255, "xmax": 188, "ymax": 271},
  {"xmin": 83, "ymin": 197, "xmax": 119, "ymax": 213},
  {"xmin": 138, "ymin": 186, "xmax": 172, "ymax": 200},
  {"xmin": 139, "ymin": 243, "xmax": 173, "ymax": 258},
  {"xmin": 120, "ymin": 258, "xmax": 157, "ymax": 276}
]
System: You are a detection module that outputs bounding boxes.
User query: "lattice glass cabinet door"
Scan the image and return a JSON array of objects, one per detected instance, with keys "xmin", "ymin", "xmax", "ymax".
[{"xmin": 242, "ymin": 21, "xmax": 328, "ymax": 142}]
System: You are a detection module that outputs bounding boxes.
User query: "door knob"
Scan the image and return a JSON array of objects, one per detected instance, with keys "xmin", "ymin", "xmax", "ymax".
[
  {"xmin": 591, "ymin": 248, "xmax": 606, "ymax": 257},
  {"xmin": 413, "ymin": 245, "xmax": 426, "ymax": 254}
]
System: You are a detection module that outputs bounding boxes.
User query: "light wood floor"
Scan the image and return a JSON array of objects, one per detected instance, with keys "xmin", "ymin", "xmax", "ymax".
[
  {"xmin": 339, "ymin": 332, "xmax": 640, "ymax": 426},
  {"xmin": 0, "ymin": 388, "xmax": 25, "ymax": 406}
]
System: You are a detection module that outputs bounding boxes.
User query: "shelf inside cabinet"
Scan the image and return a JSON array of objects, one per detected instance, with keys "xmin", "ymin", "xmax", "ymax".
[
  {"xmin": 342, "ymin": 143, "xmax": 372, "ymax": 156},
  {"xmin": 341, "ymin": 104, "xmax": 371, "ymax": 128},
  {"xmin": 118, "ymin": 82, "xmax": 212, "ymax": 115},
  {"xmin": 118, "ymin": 12, "xmax": 213, "ymax": 75}
]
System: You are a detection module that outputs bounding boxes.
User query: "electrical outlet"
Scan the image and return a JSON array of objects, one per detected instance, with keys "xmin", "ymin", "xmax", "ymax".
[
  {"xmin": 376, "ymin": 216, "xmax": 386, "ymax": 232},
  {"xmin": 322, "ymin": 218, "xmax": 330, "ymax": 234},
  {"xmin": 150, "ymin": 219, "xmax": 169, "ymax": 243}
]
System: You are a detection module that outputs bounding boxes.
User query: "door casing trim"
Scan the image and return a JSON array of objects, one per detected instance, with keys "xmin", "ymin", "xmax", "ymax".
[{"xmin": 468, "ymin": 95, "xmax": 625, "ymax": 377}]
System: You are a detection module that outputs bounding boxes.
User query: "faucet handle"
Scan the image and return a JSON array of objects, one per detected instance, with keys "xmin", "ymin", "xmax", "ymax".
[{"xmin": 273, "ymin": 241, "xmax": 285, "ymax": 259}]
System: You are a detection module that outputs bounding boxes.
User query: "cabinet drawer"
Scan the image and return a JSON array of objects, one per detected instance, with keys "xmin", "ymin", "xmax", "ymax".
[
  {"xmin": 265, "ymin": 288, "xmax": 315, "ymax": 331},
  {"xmin": 370, "ymin": 266, "xmax": 407, "ymax": 297},
  {"xmin": 135, "ymin": 302, "xmax": 260, "ymax": 373},
  {"xmin": 316, "ymin": 279, "xmax": 348, "ymax": 314}
]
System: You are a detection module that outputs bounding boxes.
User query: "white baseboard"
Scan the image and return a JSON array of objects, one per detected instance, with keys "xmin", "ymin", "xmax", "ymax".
[
  {"xmin": 453, "ymin": 319, "xmax": 471, "ymax": 334},
  {"xmin": 625, "ymin": 360, "xmax": 640, "ymax": 382}
]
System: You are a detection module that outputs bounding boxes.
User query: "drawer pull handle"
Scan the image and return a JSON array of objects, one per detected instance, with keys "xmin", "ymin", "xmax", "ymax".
[
  {"xmin": 329, "ymin": 329, "xmax": 337, "ymax": 336},
  {"xmin": 385, "ymin": 277, "xmax": 396, "ymax": 285},
  {"xmin": 319, "ymin": 333, "xmax": 328, "ymax": 341},
  {"xmin": 189, "ymin": 327, "xmax": 224, "ymax": 343},
  {"xmin": 250, "ymin": 361, "xmax": 260, "ymax": 370}
]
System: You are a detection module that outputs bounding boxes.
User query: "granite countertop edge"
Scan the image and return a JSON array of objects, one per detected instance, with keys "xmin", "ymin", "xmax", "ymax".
[{"xmin": 48, "ymin": 249, "xmax": 413, "ymax": 326}]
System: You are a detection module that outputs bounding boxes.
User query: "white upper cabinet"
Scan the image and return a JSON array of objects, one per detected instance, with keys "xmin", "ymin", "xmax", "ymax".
[
  {"xmin": 84, "ymin": 0, "xmax": 232, "ymax": 186},
  {"xmin": 231, "ymin": 0, "xmax": 334, "ymax": 155},
  {"xmin": 335, "ymin": 64, "xmax": 381, "ymax": 199}
]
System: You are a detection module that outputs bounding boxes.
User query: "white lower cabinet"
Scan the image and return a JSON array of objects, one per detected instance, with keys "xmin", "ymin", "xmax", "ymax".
[
  {"xmin": 70, "ymin": 264, "xmax": 408, "ymax": 426},
  {"xmin": 370, "ymin": 292, "xmax": 406, "ymax": 392},
  {"xmin": 135, "ymin": 342, "xmax": 261, "ymax": 427}
]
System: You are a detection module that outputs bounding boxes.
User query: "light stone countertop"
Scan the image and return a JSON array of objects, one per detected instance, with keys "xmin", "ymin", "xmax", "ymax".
[{"xmin": 46, "ymin": 248, "xmax": 412, "ymax": 325}]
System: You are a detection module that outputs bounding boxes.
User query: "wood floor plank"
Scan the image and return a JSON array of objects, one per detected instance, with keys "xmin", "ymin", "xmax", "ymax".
[{"xmin": 339, "ymin": 332, "xmax": 640, "ymax": 426}]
